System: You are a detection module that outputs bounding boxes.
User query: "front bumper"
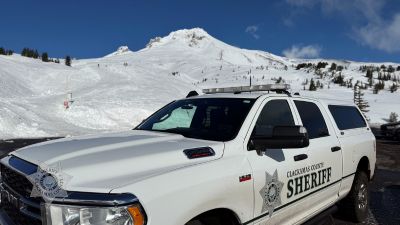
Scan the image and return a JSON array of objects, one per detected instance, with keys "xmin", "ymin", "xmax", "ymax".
[
  {"xmin": 0, "ymin": 209, "xmax": 16, "ymax": 225},
  {"xmin": 0, "ymin": 155, "xmax": 146, "ymax": 225}
]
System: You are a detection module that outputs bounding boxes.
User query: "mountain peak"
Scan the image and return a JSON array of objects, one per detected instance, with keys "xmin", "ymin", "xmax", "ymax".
[
  {"xmin": 105, "ymin": 46, "xmax": 131, "ymax": 57},
  {"xmin": 146, "ymin": 28, "xmax": 212, "ymax": 49},
  {"xmin": 169, "ymin": 28, "xmax": 210, "ymax": 37}
]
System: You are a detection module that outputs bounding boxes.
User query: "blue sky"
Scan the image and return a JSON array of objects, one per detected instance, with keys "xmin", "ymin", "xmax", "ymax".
[{"xmin": 1, "ymin": 0, "xmax": 400, "ymax": 62}]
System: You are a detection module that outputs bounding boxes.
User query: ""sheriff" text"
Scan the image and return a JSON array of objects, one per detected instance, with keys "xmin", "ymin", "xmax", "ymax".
[{"xmin": 287, "ymin": 167, "xmax": 332, "ymax": 198}]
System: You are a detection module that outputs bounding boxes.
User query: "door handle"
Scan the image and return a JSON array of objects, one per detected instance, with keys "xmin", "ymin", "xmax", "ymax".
[
  {"xmin": 331, "ymin": 146, "xmax": 341, "ymax": 152},
  {"xmin": 294, "ymin": 154, "xmax": 308, "ymax": 161}
]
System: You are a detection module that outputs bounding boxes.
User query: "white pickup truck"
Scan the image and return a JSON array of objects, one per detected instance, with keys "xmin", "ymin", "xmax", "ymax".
[{"xmin": 0, "ymin": 84, "xmax": 376, "ymax": 225}]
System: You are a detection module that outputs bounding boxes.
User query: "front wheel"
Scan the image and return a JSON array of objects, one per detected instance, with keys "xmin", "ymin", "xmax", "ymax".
[{"xmin": 338, "ymin": 170, "xmax": 369, "ymax": 222}]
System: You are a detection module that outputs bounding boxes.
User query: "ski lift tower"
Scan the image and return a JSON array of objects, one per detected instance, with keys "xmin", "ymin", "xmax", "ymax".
[
  {"xmin": 64, "ymin": 74, "xmax": 73, "ymax": 109},
  {"xmin": 64, "ymin": 92, "xmax": 73, "ymax": 109}
]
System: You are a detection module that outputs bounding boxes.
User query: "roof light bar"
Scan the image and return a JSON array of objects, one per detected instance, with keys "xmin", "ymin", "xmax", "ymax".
[{"xmin": 202, "ymin": 84, "xmax": 290, "ymax": 94}]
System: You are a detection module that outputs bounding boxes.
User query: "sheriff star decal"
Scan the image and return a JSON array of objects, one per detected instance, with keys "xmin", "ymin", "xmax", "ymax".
[
  {"xmin": 27, "ymin": 162, "xmax": 71, "ymax": 202},
  {"xmin": 259, "ymin": 170, "xmax": 284, "ymax": 217}
]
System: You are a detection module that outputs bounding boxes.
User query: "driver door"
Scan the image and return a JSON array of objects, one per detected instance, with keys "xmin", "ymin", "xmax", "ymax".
[{"xmin": 246, "ymin": 97, "xmax": 311, "ymax": 225}]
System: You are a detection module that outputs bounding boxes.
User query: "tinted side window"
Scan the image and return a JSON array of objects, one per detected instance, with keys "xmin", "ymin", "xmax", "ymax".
[
  {"xmin": 294, "ymin": 101, "xmax": 329, "ymax": 139},
  {"xmin": 328, "ymin": 105, "xmax": 367, "ymax": 130},
  {"xmin": 255, "ymin": 100, "xmax": 295, "ymax": 136}
]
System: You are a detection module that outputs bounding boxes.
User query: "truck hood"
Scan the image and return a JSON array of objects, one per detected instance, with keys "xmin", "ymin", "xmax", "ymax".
[{"xmin": 11, "ymin": 130, "xmax": 224, "ymax": 192}]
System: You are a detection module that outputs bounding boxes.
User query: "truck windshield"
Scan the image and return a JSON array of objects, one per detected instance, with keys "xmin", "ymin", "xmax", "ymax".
[{"xmin": 136, "ymin": 98, "xmax": 256, "ymax": 141}]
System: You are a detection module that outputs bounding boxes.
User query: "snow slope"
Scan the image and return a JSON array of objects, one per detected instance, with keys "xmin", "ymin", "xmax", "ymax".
[{"xmin": 1, "ymin": 28, "xmax": 399, "ymax": 139}]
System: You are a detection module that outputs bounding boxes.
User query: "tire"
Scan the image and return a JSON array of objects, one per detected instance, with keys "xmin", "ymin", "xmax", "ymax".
[{"xmin": 338, "ymin": 170, "xmax": 369, "ymax": 222}]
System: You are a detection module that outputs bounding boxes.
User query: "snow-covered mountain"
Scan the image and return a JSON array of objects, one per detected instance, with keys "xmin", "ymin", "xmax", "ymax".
[
  {"xmin": 105, "ymin": 46, "xmax": 132, "ymax": 57},
  {"xmin": 1, "ymin": 28, "xmax": 399, "ymax": 139}
]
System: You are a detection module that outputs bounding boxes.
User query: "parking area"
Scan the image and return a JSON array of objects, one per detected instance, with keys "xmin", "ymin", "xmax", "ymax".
[
  {"xmin": 0, "ymin": 137, "xmax": 60, "ymax": 157},
  {"xmin": 333, "ymin": 139, "xmax": 400, "ymax": 225},
  {"xmin": 0, "ymin": 137, "xmax": 399, "ymax": 225}
]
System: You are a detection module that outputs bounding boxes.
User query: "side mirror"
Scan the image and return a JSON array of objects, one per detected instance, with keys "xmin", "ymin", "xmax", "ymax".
[{"xmin": 249, "ymin": 125, "xmax": 309, "ymax": 155}]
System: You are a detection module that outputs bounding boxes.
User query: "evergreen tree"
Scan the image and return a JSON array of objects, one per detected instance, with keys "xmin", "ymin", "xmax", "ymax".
[
  {"xmin": 42, "ymin": 52, "xmax": 49, "ymax": 62},
  {"xmin": 65, "ymin": 56, "xmax": 71, "ymax": 66},
  {"xmin": 316, "ymin": 62, "xmax": 328, "ymax": 69},
  {"xmin": 373, "ymin": 83, "xmax": 379, "ymax": 94},
  {"xmin": 309, "ymin": 79, "xmax": 317, "ymax": 91},
  {"xmin": 33, "ymin": 50, "xmax": 39, "ymax": 59},
  {"xmin": 365, "ymin": 69, "xmax": 373, "ymax": 79},
  {"xmin": 389, "ymin": 112, "xmax": 398, "ymax": 123},
  {"xmin": 0, "ymin": 47, "xmax": 4, "ymax": 55},
  {"xmin": 316, "ymin": 80, "xmax": 321, "ymax": 87},
  {"xmin": 373, "ymin": 81, "xmax": 385, "ymax": 94},
  {"xmin": 296, "ymin": 63, "xmax": 312, "ymax": 70},
  {"xmin": 333, "ymin": 73, "xmax": 344, "ymax": 85},
  {"xmin": 26, "ymin": 48, "xmax": 33, "ymax": 58},
  {"xmin": 397, "ymin": 66, "xmax": 400, "ymax": 71},
  {"xmin": 378, "ymin": 72, "xmax": 382, "ymax": 80},
  {"xmin": 354, "ymin": 85, "xmax": 369, "ymax": 113},
  {"xmin": 368, "ymin": 76, "xmax": 373, "ymax": 87},
  {"xmin": 387, "ymin": 65, "xmax": 395, "ymax": 73},
  {"xmin": 21, "ymin": 48, "xmax": 27, "ymax": 57},
  {"xmin": 390, "ymin": 83, "xmax": 398, "ymax": 93},
  {"xmin": 28, "ymin": 49, "xmax": 34, "ymax": 58},
  {"xmin": 329, "ymin": 63, "xmax": 337, "ymax": 71}
]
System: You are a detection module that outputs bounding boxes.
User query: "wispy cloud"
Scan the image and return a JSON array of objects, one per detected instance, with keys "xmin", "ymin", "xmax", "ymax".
[
  {"xmin": 285, "ymin": 0, "xmax": 400, "ymax": 53},
  {"xmin": 245, "ymin": 25, "xmax": 260, "ymax": 39},
  {"xmin": 282, "ymin": 44, "xmax": 322, "ymax": 58},
  {"xmin": 354, "ymin": 12, "xmax": 400, "ymax": 53},
  {"xmin": 282, "ymin": 17, "xmax": 294, "ymax": 27}
]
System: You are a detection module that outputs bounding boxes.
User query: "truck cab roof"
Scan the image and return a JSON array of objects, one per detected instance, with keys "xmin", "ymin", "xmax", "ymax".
[{"xmin": 188, "ymin": 90, "xmax": 357, "ymax": 108}]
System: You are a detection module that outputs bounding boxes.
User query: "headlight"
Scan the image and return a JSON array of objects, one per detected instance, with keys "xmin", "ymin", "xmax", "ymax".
[{"xmin": 45, "ymin": 204, "xmax": 145, "ymax": 225}]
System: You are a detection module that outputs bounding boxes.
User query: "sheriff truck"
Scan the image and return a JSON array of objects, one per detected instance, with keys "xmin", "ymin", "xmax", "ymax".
[{"xmin": 0, "ymin": 84, "xmax": 376, "ymax": 225}]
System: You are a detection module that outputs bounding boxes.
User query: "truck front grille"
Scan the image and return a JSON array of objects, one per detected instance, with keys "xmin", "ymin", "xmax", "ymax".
[
  {"xmin": 1, "ymin": 164, "xmax": 35, "ymax": 199},
  {"xmin": 1, "ymin": 158, "xmax": 43, "ymax": 225}
]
